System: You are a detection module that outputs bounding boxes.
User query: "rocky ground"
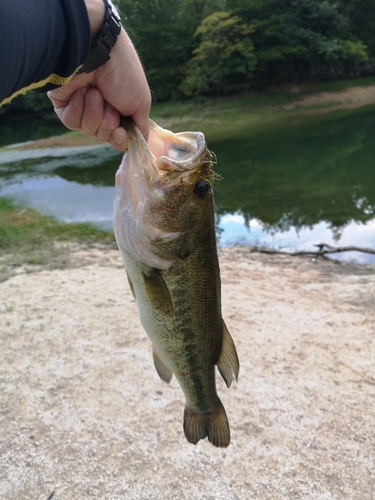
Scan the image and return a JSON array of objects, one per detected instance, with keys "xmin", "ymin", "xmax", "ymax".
[{"xmin": 1, "ymin": 246, "xmax": 374, "ymax": 500}]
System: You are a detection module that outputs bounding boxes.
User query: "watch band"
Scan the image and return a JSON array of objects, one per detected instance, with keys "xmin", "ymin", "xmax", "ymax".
[{"xmin": 78, "ymin": 0, "xmax": 122, "ymax": 74}]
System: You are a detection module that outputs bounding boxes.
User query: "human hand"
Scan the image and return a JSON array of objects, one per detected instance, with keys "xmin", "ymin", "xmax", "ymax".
[{"xmin": 48, "ymin": 29, "xmax": 151, "ymax": 150}]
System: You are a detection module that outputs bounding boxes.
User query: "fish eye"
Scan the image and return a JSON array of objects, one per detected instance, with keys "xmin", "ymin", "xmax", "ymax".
[{"xmin": 193, "ymin": 180, "xmax": 210, "ymax": 198}]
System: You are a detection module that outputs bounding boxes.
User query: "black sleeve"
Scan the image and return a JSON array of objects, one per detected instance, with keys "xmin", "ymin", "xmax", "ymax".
[{"xmin": 0, "ymin": 0, "xmax": 91, "ymax": 105}]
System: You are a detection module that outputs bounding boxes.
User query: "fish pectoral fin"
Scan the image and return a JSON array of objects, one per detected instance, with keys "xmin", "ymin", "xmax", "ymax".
[
  {"xmin": 142, "ymin": 268, "xmax": 174, "ymax": 317},
  {"xmin": 153, "ymin": 349, "xmax": 173, "ymax": 383},
  {"xmin": 126, "ymin": 271, "xmax": 136, "ymax": 300},
  {"xmin": 183, "ymin": 400, "xmax": 230, "ymax": 448},
  {"xmin": 216, "ymin": 321, "xmax": 240, "ymax": 388}
]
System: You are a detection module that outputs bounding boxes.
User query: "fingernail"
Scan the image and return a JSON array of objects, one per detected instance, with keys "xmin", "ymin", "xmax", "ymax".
[
  {"xmin": 89, "ymin": 92, "xmax": 101, "ymax": 108},
  {"xmin": 114, "ymin": 134, "xmax": 125, "ymax": 145}
]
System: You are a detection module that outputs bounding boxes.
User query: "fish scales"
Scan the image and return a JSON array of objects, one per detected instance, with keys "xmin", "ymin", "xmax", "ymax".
[
  {"xmin": 121, "ymin": 229, "xmax": 221, "ymax": 413},
  {"xmin": 113, "ymin": 118, "xmax": 239, "ymax": 447}
]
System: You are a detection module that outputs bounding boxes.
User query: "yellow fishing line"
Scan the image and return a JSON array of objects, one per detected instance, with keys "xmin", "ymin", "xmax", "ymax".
[{"xmin": 0, "ymin": 68, "xmax": 82, "ymax": 107}]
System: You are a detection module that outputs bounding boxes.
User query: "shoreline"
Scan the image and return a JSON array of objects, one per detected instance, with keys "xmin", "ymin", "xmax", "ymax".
[
  {"xmin": 2, "ymin": 238, "xmax": 375, "ymax": 284},
  {"xmin": 4, "ymin": 83, "xmax": 375, "ymax": 151}
]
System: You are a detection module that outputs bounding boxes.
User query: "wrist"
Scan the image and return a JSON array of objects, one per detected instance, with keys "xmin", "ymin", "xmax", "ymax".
[{"xmin": 79, "ymin": 0, "xmax": 122, "ymax": 74}]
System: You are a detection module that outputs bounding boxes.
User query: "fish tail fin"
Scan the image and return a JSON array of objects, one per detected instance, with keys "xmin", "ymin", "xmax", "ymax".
[{"xmin": 183, "ymin": 401, "xmax": 230, "ymax": 448}]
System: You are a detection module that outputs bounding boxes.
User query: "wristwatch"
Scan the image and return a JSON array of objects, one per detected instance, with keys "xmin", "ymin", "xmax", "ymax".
[{"xmin": 79, "ymin": 0, "xmax": 122, "ymax": 74}]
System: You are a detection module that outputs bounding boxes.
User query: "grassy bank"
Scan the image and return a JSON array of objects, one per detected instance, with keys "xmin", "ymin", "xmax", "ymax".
[
  {"xmin": 150, "ymin": 75, "xmax": 375, "ymax": 141},
  {"xmin": 151, "ymin": 88, "xmax": 302, "ymax": 140},
  {"xmin": 0, "ymin": 197, "xmax": 115, "ymax": 281}
]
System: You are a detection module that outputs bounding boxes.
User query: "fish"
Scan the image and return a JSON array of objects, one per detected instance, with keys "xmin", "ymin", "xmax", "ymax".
[{"xmin": 113, "ymin": 118, "xmax": 239, "ymax": 447}]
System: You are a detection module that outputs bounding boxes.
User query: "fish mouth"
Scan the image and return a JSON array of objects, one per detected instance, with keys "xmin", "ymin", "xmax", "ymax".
[
  {"xmin": 147, "ymin": 121, "xmax": 209, "ymax": 183},
  {"xmin": 125, "ymin": 119, "xmax": 210, "ymax": 185}
]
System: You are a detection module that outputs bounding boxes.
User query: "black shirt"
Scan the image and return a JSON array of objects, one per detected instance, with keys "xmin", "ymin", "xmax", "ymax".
[{"xmin": 0, "ymin": 0, "xmax": 91, "ymax": 105}]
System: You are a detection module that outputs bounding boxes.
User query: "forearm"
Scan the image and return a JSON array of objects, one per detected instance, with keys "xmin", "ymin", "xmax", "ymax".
[{"xmin": 84, "ymin": 0, "xmax": 106, "ymax": 37}]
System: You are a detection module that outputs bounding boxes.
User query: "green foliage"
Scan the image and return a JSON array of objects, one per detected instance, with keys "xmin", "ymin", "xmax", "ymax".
[
  {"xmin": 344, "ymin": 0, "xmax": 375, "ymax": 57},
  {"xmin": 236, "ymin": 0, "xmax": 369, "ymax": 84},
  {"xmin": 338, "ymin": 39, "xmax": 368, "ymax": 64},
  {"xmin": 117, "ymin": 0, "xmax": 201, "ymax": 100},
  {"xmin": 180, "ymin": 12, "xmax": 257, "ymax": 96}
]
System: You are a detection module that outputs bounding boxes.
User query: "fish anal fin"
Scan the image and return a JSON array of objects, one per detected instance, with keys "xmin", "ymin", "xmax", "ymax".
[
  {"xmin": 183, "ymin": 401, "xmax": 230, "ymax": 448},
  {"xmin": 142, "ymin": 268, "xmax": 174, "ymax": 317},
  {"xmin": 126, "ymin": 271, "xmax": 136, "ymax": 300},
  {"xmin": 153, "ymin": 348, "xmax": 173, "ymax": 383},
  {"xmin": 217, "ymin": 321, "xmax": 239, "ymax": 388}
]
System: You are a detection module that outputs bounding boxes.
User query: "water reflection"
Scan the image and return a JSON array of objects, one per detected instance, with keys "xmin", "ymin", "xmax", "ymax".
[
  {"xmin": 0, "ymin": 116, "xmax": 66, "ymax": 148},
  {"xmin": 0, "ymin": 144, "xmax": 120, "ymax": 230},
  {"xmin": 1, "ymin": 105, "xmax": 375, "ymax": 263},
  {"xmin": 212, "ymin": 104, "xmax": 375, "ymax": 230},
  {"xmin": 220, "ymin": 213, "xmax": 375, "ymax": 264},
  {"xmin": 2, "ymin": 176, "xmax": 115, "ymax": 228},
  {"xmin": 0, "ymin": 145, "xmax": 119, "ymax": 185}
]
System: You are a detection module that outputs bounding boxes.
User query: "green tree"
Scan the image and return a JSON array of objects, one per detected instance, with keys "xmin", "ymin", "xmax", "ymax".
[
  {"xmin": 180, "ymin": 12, "xmax": 257, "ymax": 96},
  {"xmin": 341, "ymin": 0, "xmax": 375, "ymax": 58},
  {"xmin": 118, "ymin": 0, "xmax": 208, "ymax": 100},
  {"xmin": 226, "ymin": 0, "xmax": 368, "ymax": 84}
]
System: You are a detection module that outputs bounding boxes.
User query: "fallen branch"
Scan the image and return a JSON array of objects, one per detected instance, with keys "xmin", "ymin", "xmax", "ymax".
[
  {"xmin": 249, "ymin": 243, "xmax": 375, "ymax": 259},
  {"xmin": 313, "ymin": 243, "xmax": 375, "ymax": 255}
]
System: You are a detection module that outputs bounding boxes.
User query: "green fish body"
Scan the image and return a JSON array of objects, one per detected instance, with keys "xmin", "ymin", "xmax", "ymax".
[{"xmin": 113, "ymin": 119, "xmax": 239, "ymax": 447}]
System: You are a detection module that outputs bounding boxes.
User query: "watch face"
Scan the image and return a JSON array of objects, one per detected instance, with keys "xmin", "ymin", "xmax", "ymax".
[
  {"xmin": 103, "ymin": 0, "xmax": 122, "ymax": 43},
  {"xmin": 107, "ymin": 0, "xmax": 121, "ymax": 23}
]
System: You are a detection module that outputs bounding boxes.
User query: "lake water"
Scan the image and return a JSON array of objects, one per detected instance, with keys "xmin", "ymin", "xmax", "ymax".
[{"xmin": 1, "ymin": 105, "xmax": 375, "ymax": 263}]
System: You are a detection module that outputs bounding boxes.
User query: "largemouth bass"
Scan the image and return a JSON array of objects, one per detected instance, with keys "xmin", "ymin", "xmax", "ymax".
[{"xmin": 113, "ymin": 119, "xmax": 239, "ymax": 447}]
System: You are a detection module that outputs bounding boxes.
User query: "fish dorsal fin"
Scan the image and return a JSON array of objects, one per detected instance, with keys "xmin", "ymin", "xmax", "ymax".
[
  {"xmin": 142, "ymin": 268, "xmax": 174, "ymax": 317},
  {"xmin": 217, "ymin": 321, "xmax": 239, "ymax": 388},
  {"xmin": 126, "ymin": 271, "xmax": 136, "ymax": 300},
  {"xmin": 153, "ymin": 348, "xmax": 173, "ymax": 383}
]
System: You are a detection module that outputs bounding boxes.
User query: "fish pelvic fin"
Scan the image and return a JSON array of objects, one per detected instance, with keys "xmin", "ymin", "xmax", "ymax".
[
  {"xmin": 217, "ymin": 321, "xmax": 240, "ymax": 388},
  {"xmin": 183, "ymin": 401, "xmax": 230, "ymax": 448},
  {"xmin": 153, "ymin": 348, "xmax": 173, "ymax": 383},
  {"xmin": 142, "ymin": 268, "xmax": 174, "ymax": 317},
  {"xmin": 126, "ymin": 271, "xmax": 136, "ymax": 300}
]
